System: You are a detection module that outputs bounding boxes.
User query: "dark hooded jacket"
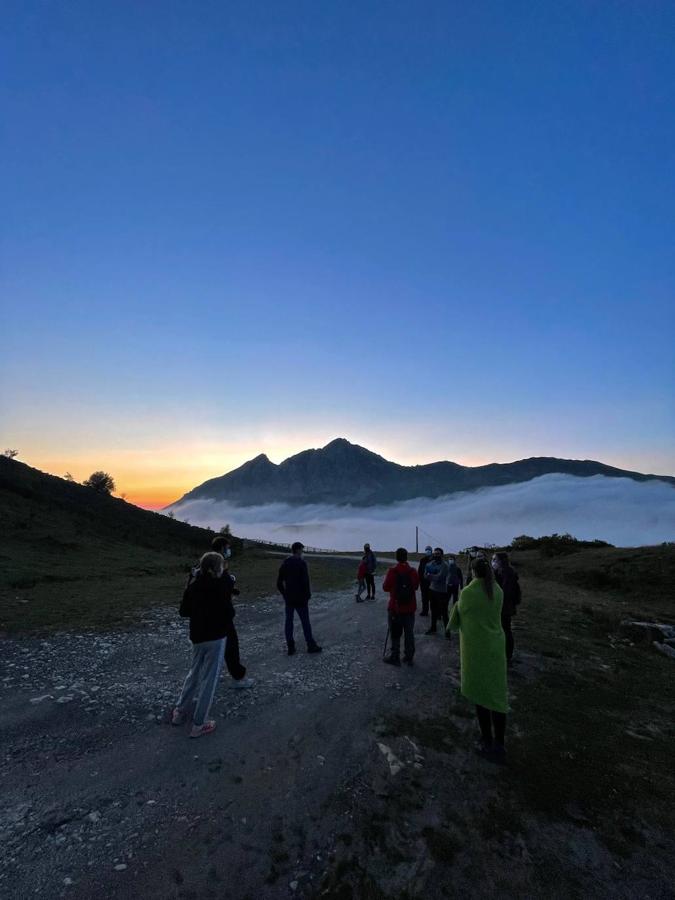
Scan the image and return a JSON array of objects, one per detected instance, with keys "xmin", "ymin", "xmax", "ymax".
[{"xmin": 179, "ymin": 572, "xmax": 236, "ymax": 644}]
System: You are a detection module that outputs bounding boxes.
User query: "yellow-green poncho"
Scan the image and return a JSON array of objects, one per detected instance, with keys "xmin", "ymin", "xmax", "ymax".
[{"xmin": 448, "ymin": 578, "xmax": 508, "ymax": 713}]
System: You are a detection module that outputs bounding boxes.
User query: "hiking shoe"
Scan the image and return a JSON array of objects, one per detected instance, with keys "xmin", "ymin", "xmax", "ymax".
[
  {"xmin": 492, "ymin": 744, "xmax": 507, "ymax": 765},
  {"xmin": 307, "ymin": 644, "xmax": 323, "ymax": 654},
  {"xmin": 231, "ymin": 677, "xmax": 255, "ymax": 689},
  {"xmin": 190, "ymin": 720, "xmax": 216, "ymax": 738},
  {"xmin": 475, "ymin": 739, "xmax": 493, "ymax": 758},
  {"xmin": 287, "ymin": 643, "xmax": 296, "ymax": 656},
  {"xmin": 383, "ymin": 655, "xmax": 401, "ymax": 667},
  {"xmin": 171, "ymin": 707, "xmax": 185, "ymax": 726}
]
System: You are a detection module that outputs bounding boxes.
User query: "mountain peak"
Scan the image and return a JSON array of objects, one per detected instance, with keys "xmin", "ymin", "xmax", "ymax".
[{"xmin": 171, "ymin": 441, "xmax": 674, "ymax": 508}]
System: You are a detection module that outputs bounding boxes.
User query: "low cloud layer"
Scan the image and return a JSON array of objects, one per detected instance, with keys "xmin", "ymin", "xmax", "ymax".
[{"xmin": 168, "ymin": 474, "xmax": 675, "ymax": 550}]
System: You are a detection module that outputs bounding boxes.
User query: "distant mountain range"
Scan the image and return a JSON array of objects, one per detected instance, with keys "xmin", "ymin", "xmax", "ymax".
[{"xmin": 171, "ymin": 438, "xmax": 675, "ymax": 508}]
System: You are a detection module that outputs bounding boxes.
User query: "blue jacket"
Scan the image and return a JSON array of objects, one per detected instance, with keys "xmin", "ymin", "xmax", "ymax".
[{"xmin": 277, "ymin": 555, "xmax": 312, "ymax": 607}]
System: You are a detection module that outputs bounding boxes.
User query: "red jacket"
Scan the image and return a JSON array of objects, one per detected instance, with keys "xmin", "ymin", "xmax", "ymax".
[
  {"xmin": 357, "ymin": 561, "xmax": 367, "ymax": 580},
  {"xmin": 382, "ymin": 563, "xmax": 420, "ymax": 614}
]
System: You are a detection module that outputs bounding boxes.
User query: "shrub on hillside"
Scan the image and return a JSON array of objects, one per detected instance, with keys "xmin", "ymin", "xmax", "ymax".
[
  {"xmin": 83, "ymin": 471, "xmax": 116, "ymax": 494},
  {"xmin": 511, "ymin": 533, "xmax": 613, "ymax": 556}
]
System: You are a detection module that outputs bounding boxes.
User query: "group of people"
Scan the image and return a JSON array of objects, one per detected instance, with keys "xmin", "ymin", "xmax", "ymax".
[
  {"xmin": 379, "ymin": 545, "xmax": 521, "ymax": 762},
  {"xmin": 171, "ymin": 536, "xmax": 521, "ymax": 763}
]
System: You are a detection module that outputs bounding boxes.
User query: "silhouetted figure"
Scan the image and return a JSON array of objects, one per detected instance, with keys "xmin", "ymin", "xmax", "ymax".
[
  {"xmin": 417, "ymin": 545, "xmax": 433, "ymax": 617},
  {"xmin": 382, "ymin": 547, "xmax": 420, "ymax": 666},
  {"xmin": 424, "ymin": 548, "xmax": 450, "ymax": 635},
  {"xmin": 492, "ymin": 551, "xmax": 521, "ymax": 663},
  {"xmin": 362, "ymin": 543, "xmax": 377, "ymax": 599},
  {"xmin": 277, "ymin": 542, "xmax": 322, "ymax": 656}
]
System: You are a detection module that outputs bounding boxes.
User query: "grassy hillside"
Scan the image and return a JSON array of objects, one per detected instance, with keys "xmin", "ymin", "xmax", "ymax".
[{"xmin": 0, "ymin": 458, "xmax": 354, "ymax": 634}]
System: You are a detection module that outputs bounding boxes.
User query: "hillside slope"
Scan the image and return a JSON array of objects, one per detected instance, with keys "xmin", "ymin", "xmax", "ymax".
[
  {"xmin": 0, "ymin": 458, "xmax": 225, "ymax": 633},
  {"xmin": 0, "ymin": 457, "xmax": 354, "ymax": 634},
  {"xmin": 173, "ymin": 437, "xmax": 675, "ymax": 507}
]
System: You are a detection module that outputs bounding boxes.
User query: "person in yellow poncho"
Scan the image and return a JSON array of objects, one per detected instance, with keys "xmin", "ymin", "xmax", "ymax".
[{"xmin": 447, "ymin": 556, "xmax": 508, "ymax": 762}]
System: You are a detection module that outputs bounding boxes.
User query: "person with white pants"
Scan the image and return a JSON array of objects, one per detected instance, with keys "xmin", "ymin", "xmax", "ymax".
[
  {"xmin": 173, "ymin": 638, "xmax": 225, "ymax": 736},
  {"xmin": 172, "ymin": 552, "xmax": 235, "ymax": 737}
]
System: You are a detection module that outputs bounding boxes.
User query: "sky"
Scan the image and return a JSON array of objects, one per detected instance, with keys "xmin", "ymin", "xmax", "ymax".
[{"xmin": 1, "ymin": 1, "xmax": 674, "ymax": 508}]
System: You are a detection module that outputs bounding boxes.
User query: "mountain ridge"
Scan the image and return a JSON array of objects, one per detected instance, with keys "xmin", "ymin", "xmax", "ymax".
[{"xmin": 171, "ymin": 439, "xmax": 675, "ymax": 508}]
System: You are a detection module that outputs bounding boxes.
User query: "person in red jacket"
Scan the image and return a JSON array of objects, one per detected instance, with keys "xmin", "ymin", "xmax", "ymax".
[{"xmin": 382, "ymin": 547, "xmax": 420, "ymax": 666}]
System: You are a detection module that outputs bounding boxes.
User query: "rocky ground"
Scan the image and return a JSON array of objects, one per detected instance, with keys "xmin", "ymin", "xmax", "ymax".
[{"xmin": 1, "ymin": 572, "xmax": 674, "ymax": 900}]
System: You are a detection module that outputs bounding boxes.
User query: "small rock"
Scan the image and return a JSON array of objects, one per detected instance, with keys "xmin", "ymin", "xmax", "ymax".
[
  {"xmin": 114, "ymin": 863, "xmax": 127, "ymax": 871},
  {"xmin": 290, "ymin": 881, "xmax": 298, "ymax": 891},
  {"xmin": 87, "ymin": 811, "xmax": 101, "ymax": 823}
]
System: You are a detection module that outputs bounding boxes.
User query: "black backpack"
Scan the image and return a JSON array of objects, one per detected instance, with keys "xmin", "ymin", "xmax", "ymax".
[{"xmin": 395, "ymin": 568, "xmax": 415, "ymax": 606}]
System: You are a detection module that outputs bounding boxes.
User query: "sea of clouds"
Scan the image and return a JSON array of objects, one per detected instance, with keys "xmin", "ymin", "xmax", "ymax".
[{"xmin": 167, "ymin": 474, "xmax": 675, "ymax": 551}]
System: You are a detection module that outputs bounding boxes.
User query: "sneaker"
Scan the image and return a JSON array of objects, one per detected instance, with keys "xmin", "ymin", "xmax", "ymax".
[
  {"xmin": 231, "ymin": 677, "xmax": 255, "ymax": 689},
  {"xmin": 383, "ymin": 655, "xmax": 401, "ymax": 667},
  {"xmin": 171, "ymin": 707, "xmax": 185, "ymax": 726},
  {"xmin": 190, "ymin": 720, "xmax": 216, "ymax": 738},
  {"xmin": 307, "ymin": 644, "xmax": 323, "ymax": 654},
  {"xmin": 424, "ymin": 628, "xmax": 437, "ymax": 636},
  {"xmin": 287, "ymin": 643, "xmax": 296, "ymax": 656}
]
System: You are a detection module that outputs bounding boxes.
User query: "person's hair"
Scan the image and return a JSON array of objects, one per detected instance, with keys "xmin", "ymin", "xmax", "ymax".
[
  {"xmin": 200, "ymin": 551, "xmax": 224, "ymax": 578},
  {"xmin": 495, "ymin": 551, "xmax": 509, "ymax": 567},
  {"xmin": 211, "ymin": 536, "xmax": 230, "ymax": 553},
  {"xmin": 291, "ymin": 541, "xmax": 304, "ymax": 554},
  {"xmin": 472, "ymin": 556, "xmax": 494, "ymax": 600},
  {"xmin": 395, "ymin": 547, "xmax": 408, "ymax": 562},
  {"xmin": 364, "ymin": 543, "xmax": 370, "ymax": 550},
  {"xmin": 434, "ymin": 547, "xmax": 444, "ymax": 555}
]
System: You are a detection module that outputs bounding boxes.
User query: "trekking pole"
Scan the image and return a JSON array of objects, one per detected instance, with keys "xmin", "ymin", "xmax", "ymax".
[{"xmin": 382, "ymin": 626, "xmax": 390, "ymax": 660}]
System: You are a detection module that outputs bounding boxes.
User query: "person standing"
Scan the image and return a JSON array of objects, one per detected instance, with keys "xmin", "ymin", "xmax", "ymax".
[
  {"xmin": 172, "ymin": 552, "xmax": 233, "ymax": 738},
  {"xmin": 492, "ymin": 551, "xmax": 521, "ymax": 664},
  {"xmin": 362, "ymin": 543, "xmax": 377, "ymax": 599},
  {"xmin": 382, "ymin": 547, "xmax": 420, "ymax": 666},
  {"xmin": 355, "ymin": 559, "xmax": 367, "ymax": 602},
  {"xmin": 417, "ymin": 545, "xmax": 433, "ymax": 617},
  {"xmin": 424, "ymin": 548, "xmax": 450, "ymax": 635},
  {"xmin": 211, "ymin": 536, "xmax": 255, "ymax": 689},
  {"xmin": 277, "ymin": 542, "xmax": 323, "ymax": 655},
  {"xmin": 447, "ymin": 556, "xmax": 508, "ymax": 763},
  {"xmin": 446, "ymin": 555, "xmax": 464, "ymax": 607}
]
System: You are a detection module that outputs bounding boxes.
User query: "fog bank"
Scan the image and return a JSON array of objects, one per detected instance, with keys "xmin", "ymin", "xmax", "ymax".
[{"xmin": 167, "ymin": 474, "xmax": 675, "ymax": 550}]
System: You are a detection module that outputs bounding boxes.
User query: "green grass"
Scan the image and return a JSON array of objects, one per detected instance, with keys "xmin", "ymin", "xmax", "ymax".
[{"xmin": 0, "ymin": 457, "xmax": 355, "ymax": 634}]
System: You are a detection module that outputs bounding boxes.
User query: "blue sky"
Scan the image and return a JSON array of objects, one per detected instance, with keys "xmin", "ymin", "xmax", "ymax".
[{"xmin": 1, "ymin": 1, "xmax": 674, "ymax": 504}]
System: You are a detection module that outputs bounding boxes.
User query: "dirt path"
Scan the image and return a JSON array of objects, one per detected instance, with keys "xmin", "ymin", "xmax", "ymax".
[
  {"xmin": 0, "ymin": 576, "xmax": 440, "ymax": 899},
  {"xmin": 2, "ymin": 576, "xmax": 673, "ymax": 899}
]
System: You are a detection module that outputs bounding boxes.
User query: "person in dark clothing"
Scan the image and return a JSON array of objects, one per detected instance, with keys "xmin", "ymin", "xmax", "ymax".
[
  {"xmin": 417, "ymin": 545, "xmax": 433, "ymax": 617},
  {"xmin": 210, "ymin": 537, "xmax": 254, "ymax": 689},
  {"xmin": 424, "ymin": 548, "xmax": 450, "ymax": 635},
  {"xmin": 172, "ymin": 552, "xmax": 234, "ymax": 738},
  {"xmin": 382, "ymin": 547, "xmax": 420, "ymax": 666},
  {"xmin": 277, "ymin": 542, "xmax": 322, "ymax": 656},
  {"xmin": 446, "ymin": 555, "xmax": 464, "ymax": 606},
  {"xmin": 362, "ymin": 543, "xmax": 377, "ymax": 599},
  {"xmin": 492, "ymin": 551, "xmax": 521, "ymax": 664}
]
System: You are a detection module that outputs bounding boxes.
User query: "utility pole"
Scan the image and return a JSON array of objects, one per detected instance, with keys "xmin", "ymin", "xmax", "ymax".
[{"xmin": 415, "ymin": 526, "xmax": 419, "ymax": 553}]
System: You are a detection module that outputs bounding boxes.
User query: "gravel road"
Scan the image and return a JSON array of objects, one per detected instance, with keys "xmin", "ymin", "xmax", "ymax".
[{"xmin": 0, "ymin": 575, "xmax": 462, "ymax": 899}]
